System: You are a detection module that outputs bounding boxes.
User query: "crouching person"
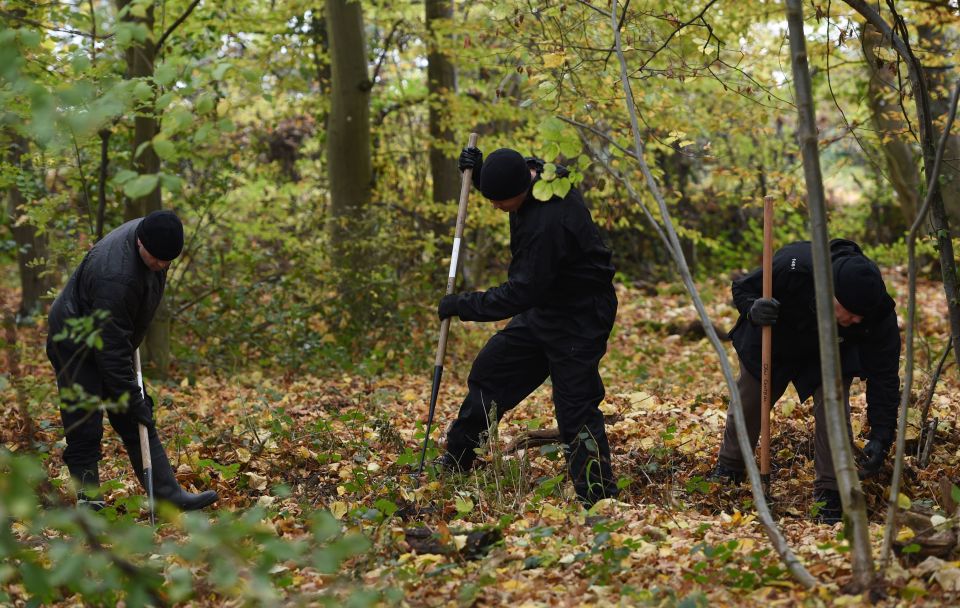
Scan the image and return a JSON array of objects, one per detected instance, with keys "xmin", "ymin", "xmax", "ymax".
[
  {"xmin": 709, "ymin": 239, "xmax": 900, "ymax": 523},
  {"xmin": 47, "ymin": 210, "xmax": 218, "ymax": 511}
]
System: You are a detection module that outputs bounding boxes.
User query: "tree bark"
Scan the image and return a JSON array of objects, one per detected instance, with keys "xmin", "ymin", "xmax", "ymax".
[
  {"xmin": 426, "ymin": 0, "xmax": 460, "ymax": 206},
  {"xmin": 860, "ymin": 23, "xmax": 921, "ymax": 225},
  {"xmin": 844, "ymin": 0, "xmax": 960, "ymax": 383},
  {"xmin": 786, "ymin": 0, "xmax": 874, "ymax": 591},
  {"xmin": 115, "ymin": 0, "xmax": 168, "ymax": 375},
  {"xmin": 5, "ymin": 132, "xmax": 53, "ymax": 318},
  {"xmin": 324, "ymin": 0, "xmax": 373, "ymax": 283},
  {"xmin": 116, "ymin": 0, "xmax": 160, "ymax": 221}
]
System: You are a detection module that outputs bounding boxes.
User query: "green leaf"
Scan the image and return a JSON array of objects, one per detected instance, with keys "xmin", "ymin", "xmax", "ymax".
[
  {"xmin": 133, "ymin": 80, "xmax": 154, "ymax": 101},
  {"xmin": 196, "ymin": 94, "xmax": 215, "ymax": 114},
  {"xmin": 124, "ymin": 174, "xmax": 159, "ymax": 199},
  {"xmin": 373, "ymin": 499, "xmax": 397, "ymax": 518},
  {"xmin": 114, "ymin": 169, "xmax": 139, "ymax": 184},
  {"xmin": 552, "ymin": 177, "xmax": 571, "ymax": 198},
  {"xmin": 532, "ymin": 179, "xmax": 553, "ymax": 201},
  {"xmin": 901, "ymin": 543, "xmax": 921, "ymax": 554},
  {"xmin": 212, "ymin": 62, "xmax": 233, "ymax": 80},
  {"xmin": 152, "ymin": 137, "xmax": 176, "ymax": 161},
  {"xmin": 455, "ymin": 494, "xmax": 474, "ymax": 514},
  {"xmin": 951, "ymin": 484, "xmax": 960, "ymax": 505},
  {"xmin": 159, "ymin": 173, "xmax": 184, "ymax": 194},
  {"xmin": 155, "ymin": 62, "xmax": 177, "ymax": 87}
]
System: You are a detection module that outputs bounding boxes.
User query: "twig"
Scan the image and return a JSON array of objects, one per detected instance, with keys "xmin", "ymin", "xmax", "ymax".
[
  {"xmin": 881, "ymin": 80, "xmax": 960, "ymax": 569},
  {"xmin": 917, "ymin": 340, "xmax": 952, "ymax": 458},
  {"xmin": 0, "ymin": 9, "xmax": 114, "ymax": 40}
]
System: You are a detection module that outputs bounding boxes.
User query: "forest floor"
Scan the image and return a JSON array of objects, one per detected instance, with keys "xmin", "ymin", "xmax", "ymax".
[{"xmin": 3, "ymin": 267, "xmax": 960, "ymax": 606}]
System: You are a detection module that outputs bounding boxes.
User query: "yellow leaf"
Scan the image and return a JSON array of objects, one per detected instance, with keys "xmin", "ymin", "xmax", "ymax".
[
  {"xmin": 402, "ymin": 389, "xmax": 417, "ymax": 402},
  {"xmin": 236, "ymin": 447, "xmax": 252, "ymax": 463},
  {"xmin": 543, "ymin": 52, "xmax": 566, "ymax": 68},
  {"xmin": 898, "ymin": 493, "xmax": 912, "ymax": 510},
  {"xmin": 896, "ymin": 526, "xmax": 915, "ymax": 543},
  {"xmin": 330, "ymin": 501, "xmax": 349, "ymax": 520}
]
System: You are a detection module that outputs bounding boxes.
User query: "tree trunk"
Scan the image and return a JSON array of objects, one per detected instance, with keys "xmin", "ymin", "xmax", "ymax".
[
  {"xmin": 844, "ymin": 0, "xmax": 960, "ymax": 374},
  {"xmin": 860, "ymin": 23, "xmax": 921, "ymax": 225},
  {"xmin": 324, "ymin": 0, "xmax": 373, "ymax": 283},
  {"xmin": 116, "ymin": 0, "xmax": 160, "ymax": 221},
  {"xmin": 5, "ymin": 133, "xmax": 53, "ymax": 319},
  {"xmin": 426, "ymin": 0, "xmax": 460, "ymax": 206},
  {"xmin": 918, "ymin": 21, "xmax": 960, "ymax": 227},
  {"xmin": 786, "ymin": 0, "xmax": 875, "ymax": 592},
  {"xmin": 115, "ymin": 0, "xmax": 168, "ymax": 376}
]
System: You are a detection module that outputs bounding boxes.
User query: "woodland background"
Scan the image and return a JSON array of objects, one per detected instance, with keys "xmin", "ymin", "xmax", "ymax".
[{"xmin": 2, "ymin": 0, "xmax": 960, "ymax": 605}]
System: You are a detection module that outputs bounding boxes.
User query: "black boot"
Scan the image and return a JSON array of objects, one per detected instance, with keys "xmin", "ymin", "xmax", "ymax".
[
  {"xmin": 123, "ymin": 429, "xmax": 218, "ymax": 511},
  {"xmin": 813, "ymin": 488, "xmax": 843, "ymax": 524},
  {"xmin": 68, "ymin": 462, "xmax": 105, "ymax": 511},
  {"xmin": 707, "ymin": 462, "xmax": 746, "ymax": 486}
]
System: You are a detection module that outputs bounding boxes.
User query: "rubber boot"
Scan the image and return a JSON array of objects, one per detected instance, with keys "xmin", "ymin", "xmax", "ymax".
[
  {"xmin": 68, "ymin": 462, "xmax": 105, "ymax": 511},
  {"xmin": 123, "ymin": 429, "xmax": 218, "ymax": 511}
]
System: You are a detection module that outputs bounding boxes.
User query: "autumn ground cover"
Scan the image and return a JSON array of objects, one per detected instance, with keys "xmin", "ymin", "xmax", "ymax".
[{"xmin": 3, "ymin": 269, "xmax": 959, "ymax": 606}]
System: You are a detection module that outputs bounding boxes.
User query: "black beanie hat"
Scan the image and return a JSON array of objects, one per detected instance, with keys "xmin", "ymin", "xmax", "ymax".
[
  {"xmin": 479, "ymin": 148, "xmax": 531, "ymax": 201},
  {"xmin": 136, "ymin": 210, "xmax": 184, "ymax": 261},
  {"xmin": 833, "ymin": 255, "xmax": 885, "ymax": 316}
]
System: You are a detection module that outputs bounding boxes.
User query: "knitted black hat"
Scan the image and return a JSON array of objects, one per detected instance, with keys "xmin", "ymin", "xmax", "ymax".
[
  {"xmin": 833, "ymin": 255, "xmax": 885, "ymax": 316},
  {"xmin": 479, "ymin": 148, "xmax": 531, "ymax": 201},
  {"xmin": 136, "ymin": 210, "xmax": 184, "ymax": 261}
]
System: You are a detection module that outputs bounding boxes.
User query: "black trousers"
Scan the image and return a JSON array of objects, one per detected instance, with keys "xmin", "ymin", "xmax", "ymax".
[
  {"xmin": 46, "ymin": 338, "xmax": 150, "ymax": 470},
  {"xmin": 445, "ymin": 321, "xmax": 617, "ymax": 504}
]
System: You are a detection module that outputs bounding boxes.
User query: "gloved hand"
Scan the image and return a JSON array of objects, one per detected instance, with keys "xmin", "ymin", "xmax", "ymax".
[
  {"xmin": 859, "ymin": 428, "xmax": 893, "ymax": 478},
  {"xmin": 128, "ymin": 394, "xmax": 155, "ymax": 429},
  {"xmin": 458, "ymin": 147, "xmax": 483, "ymax": 173},
  {"xmin": 748, "ymin": 297, "xmax": 780, "ymax": 326},
  {"xmin": 438, "ymin": 294, "xmax": 460, "ymax": 320}
]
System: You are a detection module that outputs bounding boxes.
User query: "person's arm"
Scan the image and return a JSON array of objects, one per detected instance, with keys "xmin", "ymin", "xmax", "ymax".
[
  {"xmin": 454, "ymin": 224, "xmax": 566, "ymax": 322},
  {"xmin": 90, "ymin": 278, "xmax": 153, "ymax": 426},
  {"xmin": 731, "ymin": 268, "xmax": 762, "ymax": 317},
  {"xmin": 861, "ymin": 308, "xmax": 901, "ymax": 438}
]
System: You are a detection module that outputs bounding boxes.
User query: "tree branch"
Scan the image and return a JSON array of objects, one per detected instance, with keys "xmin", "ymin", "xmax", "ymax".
[{"xmin": 155, "ymin": 0, "xmax": 202, "ymax": 53}]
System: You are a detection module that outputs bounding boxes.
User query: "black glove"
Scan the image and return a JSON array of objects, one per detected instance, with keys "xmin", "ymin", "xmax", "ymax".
[
  {"xmin": 128, "ymin": 394, "xmax": 155, "ymax": 429},
  {"xmin": 859, "ymin": 428, "xmax": 893, "ymax": 479},
  {"xmin": 438, "ymin": 294, "xmax": 460, "ymax": 320},
  {"xmin": 458, "ymin": 146, "xmax": 483, "ymax": 173},
  {"xmin": 748, "ymin": 297, "xmax": 780, "ymax": 326}
]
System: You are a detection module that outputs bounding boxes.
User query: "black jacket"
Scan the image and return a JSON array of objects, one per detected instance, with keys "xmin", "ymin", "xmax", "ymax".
[
  {"xmin": 729, "ymin": 239, "xmax": 901, "ymax": 437},
  {"xmin": 48, "ymin": 219, "xmax": 166, "ymax": 408},
  {"xmin": 453, "ymin": 164, "xmax": 617, "ymax": 343}
]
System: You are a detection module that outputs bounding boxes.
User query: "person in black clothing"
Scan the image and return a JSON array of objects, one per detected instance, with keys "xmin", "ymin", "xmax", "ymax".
[
  {"xmin": 47, "ymin": 210, "xmax": 218, "ymax": 511},
  {"xmin": 710, "ymin": 239, "xmax": 901, "ymax": 523},
  {"xmin": 435, "ymin": 147, "xmax": 619, "ymax": 506}
]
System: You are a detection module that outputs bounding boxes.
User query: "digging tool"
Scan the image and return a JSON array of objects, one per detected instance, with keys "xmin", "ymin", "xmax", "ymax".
[
  {"xmin": 416, "ymin": 132, "xmax": 479, "ymax": 480},
  {"xmin": 134, "ymin": 348, "xmax": 155, "ymax": 525},
  {"xmin": 760, "ymin": 195, "xmax": 774, "ymax": 495}
]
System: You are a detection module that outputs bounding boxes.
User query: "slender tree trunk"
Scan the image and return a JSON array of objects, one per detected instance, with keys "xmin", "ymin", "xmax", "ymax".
[
  {"xmin": 325, "ymin": 0, "xmax": 373, "ymax": 282},
  {"xmin": 785, "ymin": 0, "xmax": 874, "ymax": 592},
  {"xmin": 609, "ymin": 0, "xmax": 816, "ymax": 589},
  {"xmin": 5, "ymin": 132, "xmax": 53, "ymax": 318},
  {"xmin": 426, "ymin": 0, "xmax": 460, "ymax": 205},
  {"xmin": 115, "ymin": 0, "xmax": 168, "ymax": 375}
]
